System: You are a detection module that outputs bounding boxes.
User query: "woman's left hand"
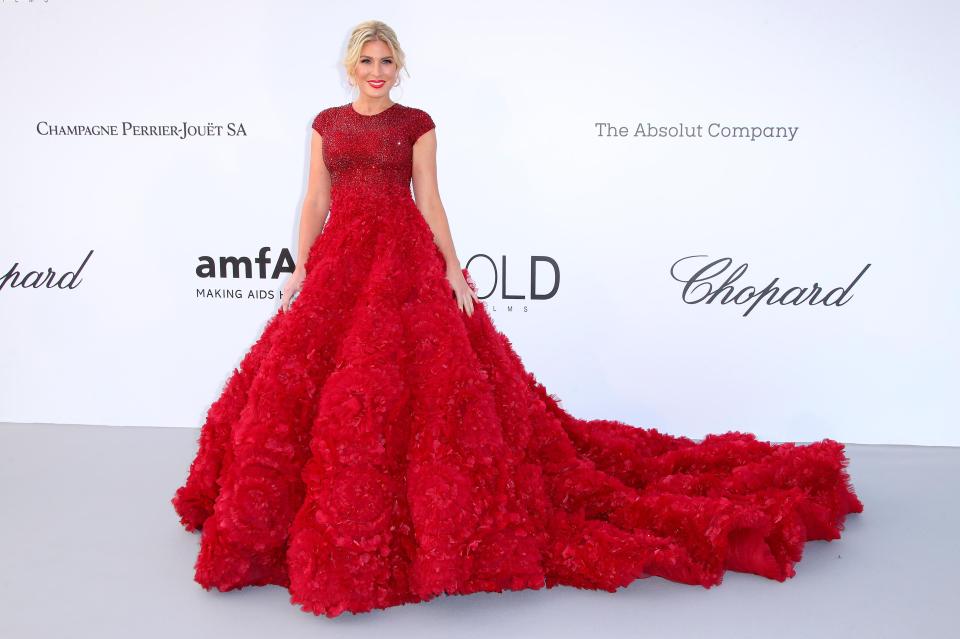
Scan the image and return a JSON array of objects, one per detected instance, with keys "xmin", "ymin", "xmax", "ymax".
[{"xmin": 447, "ymin": 266, "xmax": 480, "ymax": 317}]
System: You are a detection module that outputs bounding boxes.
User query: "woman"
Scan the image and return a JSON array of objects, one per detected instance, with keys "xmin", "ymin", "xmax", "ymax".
[{"xmin": 172, "ymin": 20, "xmax": 863, "ymax": 619}]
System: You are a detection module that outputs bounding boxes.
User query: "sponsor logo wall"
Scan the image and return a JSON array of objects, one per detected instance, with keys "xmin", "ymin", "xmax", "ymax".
[{"xmin": 1, "ymin": 1, "xmax": 955, "ymax": 445}]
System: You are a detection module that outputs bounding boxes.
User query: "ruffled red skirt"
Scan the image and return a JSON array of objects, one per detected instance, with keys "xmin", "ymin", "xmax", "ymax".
[{"xmin": 172, "ymin": 186, "xmax": 863, "ymax": 617}]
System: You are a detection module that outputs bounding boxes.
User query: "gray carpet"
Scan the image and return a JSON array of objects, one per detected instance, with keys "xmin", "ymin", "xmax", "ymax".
[{"xmin": 0, "ymin": 422, "xmax": 953, "ymax": 638}]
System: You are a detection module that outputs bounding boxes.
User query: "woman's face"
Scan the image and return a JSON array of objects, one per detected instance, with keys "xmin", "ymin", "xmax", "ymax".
[{"xmin": 352, "ymin": 40, "xmax": 398, "ymax": 98}]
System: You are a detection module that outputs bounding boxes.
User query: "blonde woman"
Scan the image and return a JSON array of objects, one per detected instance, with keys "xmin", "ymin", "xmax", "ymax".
[{"xmin": 173, "ymin": 20, "xmax": 864, "ymax": 619}]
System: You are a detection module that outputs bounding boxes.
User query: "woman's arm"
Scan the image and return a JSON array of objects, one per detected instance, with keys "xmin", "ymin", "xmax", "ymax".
[
  {"xmin": 412, "ymin": 129, "xmax": 479, "ymax": 316},
  {"xmin": 295, "ymin": 130, "xmax": 332, "ymax": 271},
  {"xmin": 411, "ymin": 129, "xmax": 460, "ymax": 270},
  {"xmin": 281, "ymin": 128, "xmax": 331, "ymax": 312}
]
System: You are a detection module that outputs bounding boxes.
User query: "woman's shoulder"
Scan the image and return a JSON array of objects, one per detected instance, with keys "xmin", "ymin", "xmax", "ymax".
[
  {"xmin": 311, "ymin": 104, "xmax": 348, "ymax": 136},
  {"xmin": 316, "ymin": 103, "xmax": 346, "ymax": 118},
  {"xmin": 400, "ymin": 105, "xmax": 436, "ymax": 141},
  {"xmin": 398, "ymin": 103, "xmax": 432, "ymax": 119}
]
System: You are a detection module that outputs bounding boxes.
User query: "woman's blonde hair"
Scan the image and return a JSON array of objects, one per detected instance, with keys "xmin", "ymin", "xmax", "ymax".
[{"xmin": 343, "ymin": 20, "xmax": 409, "ymax": 89}]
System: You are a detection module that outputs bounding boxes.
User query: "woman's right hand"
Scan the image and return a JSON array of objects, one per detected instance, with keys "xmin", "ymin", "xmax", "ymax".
[{"xmin": 281, "ymin": 267, "xmax": 307, "ymax": 312}]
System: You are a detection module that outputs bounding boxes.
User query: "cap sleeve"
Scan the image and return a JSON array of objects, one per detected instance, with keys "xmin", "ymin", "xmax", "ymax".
[
  {"xmin": 311, "ymin": 109, "xmax": 326, "ymax": 136},
  {"xmin": 408, "ymin": 108, "xmax": 435, "ymax": 144}
]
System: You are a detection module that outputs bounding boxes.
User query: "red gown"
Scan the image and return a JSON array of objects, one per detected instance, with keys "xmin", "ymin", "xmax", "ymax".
[{"xmin": 172, "ymin": 102, "xmax": 864, "ymax": 618}]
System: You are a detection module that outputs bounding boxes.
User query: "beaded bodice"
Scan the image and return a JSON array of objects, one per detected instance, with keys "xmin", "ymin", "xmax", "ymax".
[{"xmin": 311, "ymin": 103, "xmax": 436, "ymax": 198}]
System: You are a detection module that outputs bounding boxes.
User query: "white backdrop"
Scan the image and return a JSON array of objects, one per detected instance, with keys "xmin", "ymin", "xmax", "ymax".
[{"xmin": 0, "ymin": 0, "xmax": 956, "ymax": 446}]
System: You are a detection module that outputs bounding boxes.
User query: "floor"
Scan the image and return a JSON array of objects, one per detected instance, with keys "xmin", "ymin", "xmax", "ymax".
[{"xmin": 0, "ymin": 422, "xmax": 954, "ymax": 638}]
